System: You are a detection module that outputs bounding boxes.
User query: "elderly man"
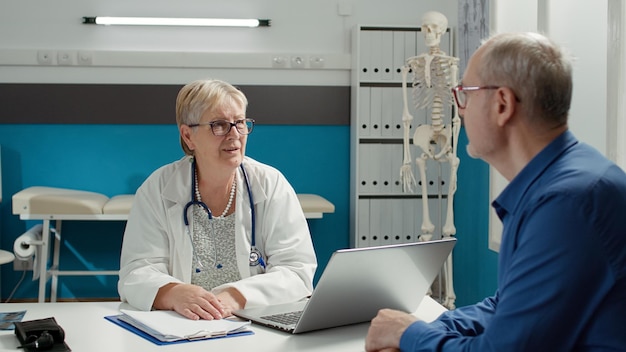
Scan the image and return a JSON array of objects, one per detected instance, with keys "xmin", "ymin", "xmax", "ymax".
[{"xmin": 365, "ymin": 32, "xmax": 626, "ymax": 351}]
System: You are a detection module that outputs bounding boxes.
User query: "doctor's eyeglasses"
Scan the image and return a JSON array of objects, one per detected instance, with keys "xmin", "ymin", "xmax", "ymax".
[{"xmin": 189, "ymin": 118, "xmax": 255, "ymax": 136}]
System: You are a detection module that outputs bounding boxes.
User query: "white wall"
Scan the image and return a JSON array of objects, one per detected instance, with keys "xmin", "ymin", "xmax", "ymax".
[
  {"xmin": 494, "ymin": 0, "xmax": 610, "ymax": 155},
  {"xmin": 607, "ymin": 0, "xmax": 626, "ymax": 169},
  {"xmin": 546, "ymin": 0, "xmax": 608, "ymax": 155},
  {"xmin": 0, "ymin": 0, "xmax": 457, "ymax": 85}
]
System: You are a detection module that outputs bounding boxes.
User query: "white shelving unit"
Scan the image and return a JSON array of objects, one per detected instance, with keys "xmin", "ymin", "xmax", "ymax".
[{"xmin": 350, "ymin": 25, "xmax": 453, "ymax": 248}]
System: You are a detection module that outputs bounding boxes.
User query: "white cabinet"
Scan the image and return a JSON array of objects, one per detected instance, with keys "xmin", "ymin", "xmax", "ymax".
[{"xmin": 350, "ymin": 25, "xmax": 453, "ymax": 248}]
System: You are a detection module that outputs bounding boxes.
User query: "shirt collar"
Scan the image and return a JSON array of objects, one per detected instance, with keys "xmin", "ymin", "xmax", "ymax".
[{"xmin": 492, "ymin": 130, "xmax": 578, "ymax": 220}]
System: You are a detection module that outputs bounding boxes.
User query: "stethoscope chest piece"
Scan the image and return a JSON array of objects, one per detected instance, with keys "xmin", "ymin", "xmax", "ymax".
[{"xmin": 249, "ymin": 247, "xmax": 265, "ymax": 268}]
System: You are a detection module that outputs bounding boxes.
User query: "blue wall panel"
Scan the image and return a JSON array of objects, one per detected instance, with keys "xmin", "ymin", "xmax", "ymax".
[{"xmin": 453, "ymin": 129, "xmax": 499, "ymax": 306}]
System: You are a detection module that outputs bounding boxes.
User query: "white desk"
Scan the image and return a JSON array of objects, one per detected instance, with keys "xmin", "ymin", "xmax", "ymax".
[{"xmin": 0, "ymin": 296, "xmax": 444, "ymax": 352}]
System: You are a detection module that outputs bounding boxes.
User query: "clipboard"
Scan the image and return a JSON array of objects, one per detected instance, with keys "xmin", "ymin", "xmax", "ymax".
[{"xmin": 105, "ymin": 314, "xmax": 254, "ymax": 346}]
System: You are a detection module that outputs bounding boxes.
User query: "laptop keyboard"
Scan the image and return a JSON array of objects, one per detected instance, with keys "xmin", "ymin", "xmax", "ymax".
[{"xmin": 261, "ymin": 310, "xmax": 303, "ymax": 325}]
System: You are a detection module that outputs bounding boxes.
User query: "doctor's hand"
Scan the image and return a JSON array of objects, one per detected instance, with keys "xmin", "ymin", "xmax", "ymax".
[
  {"xmin": 153, "ymin": 283, "xmax": 226, "ymax": 320},
  {"xmin": 215, "ymin": 287, "xmax": 247, "ymax": 317},
  {"xmin": 365, "ymin": 309, "xmax": 417, "ymax": 352}
]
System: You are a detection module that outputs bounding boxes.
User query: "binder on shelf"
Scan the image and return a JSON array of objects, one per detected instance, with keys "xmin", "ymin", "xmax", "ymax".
[
  {"xmin": 402, "ymin": 198, "xmax": 417, "ymax": 244},
  {"xmin": 379, "ymin": 144, "xmax": 393, "ymax": 194},
  {"xmin": 369, "ymin": 87, "xmax": 383, "ymax": 137},
  {"xmin": 391, "ymin": 200, "xmax": 404, "ymax": 244},
  {"xmin": 106, "ymin": 309, "xmax": 252, "ymax": 345},
  {"xmin": 369, "ymin": 30, "xmax": 383, "ymax": 81},
  {"xmin": 379, "ymin": 199, "xmax": 392, "ymax": 246},
  {"xmin": 369, "ymin": 198, "xmax": 382, "ymax": 247},
  {"xmin": 368, "ymin": 144, "xmax": 382, "ymax": 194},
  {"xmin": 358, "ymin": 144, "xmax": 371, "ymax": 194},
  {"xmin": 381, "ymin": 30, "xmax": 394, "ymax": 80},
  {"xmin": 359, "ymin": 29, "xmax": 372, "ymax": 81},
  {"xmin": 357, "ymin": 198, "xmax": 370, "ymax": 248},
  {"xmin": 359, "ymin": 86, "xmax": 371, "ymax": 137},
  {"xmin": 381, "ymin": 88, "xmax": 394, "ymax": 138},
  {"xmin": 391, "ymin": 87, "xmax": 404, "ymax": 139},
  {"xmin": 392, "ymin": 30, "xmax": 406, "ymax": 81}
]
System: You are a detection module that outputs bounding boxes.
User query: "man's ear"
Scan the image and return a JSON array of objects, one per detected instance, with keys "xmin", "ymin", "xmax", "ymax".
[
  {"xmin": 494, "ymin": 87, "xmax": 517, "ymax": 127},
  {"xmin": 180, "ymin": 124, "xmax": 195, "ymax": 151}
]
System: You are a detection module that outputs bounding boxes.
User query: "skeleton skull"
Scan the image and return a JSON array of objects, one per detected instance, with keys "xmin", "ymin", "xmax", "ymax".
[{"xmin": 421, "ymin": 11, "xmax": 448, "ymax": 47}]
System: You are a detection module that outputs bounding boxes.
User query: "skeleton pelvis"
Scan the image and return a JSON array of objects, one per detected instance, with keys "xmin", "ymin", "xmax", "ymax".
[{"xmin": 413, "ymin": 124, "xmax": 452, "ymax": 158}]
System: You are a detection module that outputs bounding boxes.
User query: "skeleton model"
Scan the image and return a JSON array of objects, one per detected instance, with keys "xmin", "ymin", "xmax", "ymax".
[{"xmin": 400, "ymin": 11, "xmax": 460, "ymax": 309}]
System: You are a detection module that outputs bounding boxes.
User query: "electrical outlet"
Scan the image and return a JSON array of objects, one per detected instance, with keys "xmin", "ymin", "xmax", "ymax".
[
  {"xmin": 290, "ymin": 55, "xmax": 306, "ymax": 68},
  {"xmin": 310, "ymin": 55, "xmax": 325, "ymax": 68},
  {"xmin": 13, "ymin": 257, "xmax": 33, "ymax": 271},
  {"xmin": 57, "ymin": 50, "xmax": 74, "ymax": 65},
  {"xmin": 37, "ymin": 50, "xmax": 54, "ymax": 65},
  {"xmin": 271, "ymin": 55, "xmax": 288, "ymax": 68},
  {"xmin": 77, "ymin": 51, "xmax": 93, "ymax": 65}
]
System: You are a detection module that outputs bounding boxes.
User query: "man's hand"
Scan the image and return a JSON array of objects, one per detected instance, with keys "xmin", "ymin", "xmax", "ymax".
[{"xmin": 365, "ymin": 309, "xmax": 418, "ymax": 352}]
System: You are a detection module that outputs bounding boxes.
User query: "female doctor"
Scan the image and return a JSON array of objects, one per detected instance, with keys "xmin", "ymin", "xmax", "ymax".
[{"xmin": 118, "ymin": 79, "xmax": 317, "ymax": 320}]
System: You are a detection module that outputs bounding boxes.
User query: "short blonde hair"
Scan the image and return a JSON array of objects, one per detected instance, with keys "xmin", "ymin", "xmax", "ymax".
[{"xmin": 176, "ymin": 79, "xmax": 248, "ymax": 155}]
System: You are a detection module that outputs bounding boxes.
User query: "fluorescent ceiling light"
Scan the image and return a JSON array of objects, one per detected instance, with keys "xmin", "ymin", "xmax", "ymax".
[{"xmin": 82, "ymin": 17, "xmax": 270, "ymax": 27}]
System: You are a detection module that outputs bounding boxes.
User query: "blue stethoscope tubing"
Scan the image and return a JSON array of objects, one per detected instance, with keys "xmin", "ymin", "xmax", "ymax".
[{"xmin": 183, "ymin": 159, "xmax": 265, "ymax": 269}]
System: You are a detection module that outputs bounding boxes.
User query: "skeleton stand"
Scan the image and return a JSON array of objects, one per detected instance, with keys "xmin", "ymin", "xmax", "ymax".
[{"xmin": 400, "ymin": 45, "xmax": 460, "ymax": 309}]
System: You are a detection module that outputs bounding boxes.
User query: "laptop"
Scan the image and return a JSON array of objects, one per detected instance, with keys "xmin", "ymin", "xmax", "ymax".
[{"xmin": 233, "ymin": 237, "xmax": 456, "ymax": 333}]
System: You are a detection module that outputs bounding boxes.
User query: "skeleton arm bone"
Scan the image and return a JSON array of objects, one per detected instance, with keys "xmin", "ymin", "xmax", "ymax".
[
  {"xmin": 450, "ymin": 62, "xmax": 461, "ymax": 156},
  {"xmin": 400, "ymin": 65, "xmax": 417, "ymax": 193}
]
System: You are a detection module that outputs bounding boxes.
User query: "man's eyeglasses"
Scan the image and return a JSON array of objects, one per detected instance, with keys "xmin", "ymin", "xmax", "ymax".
[
  {"xmin": 451, "ymin": 85, "xmax": 500, "ymax": 109},
  {"xmin": 188, "ymin": 118, "xmax": 255, "ymax": 136}
]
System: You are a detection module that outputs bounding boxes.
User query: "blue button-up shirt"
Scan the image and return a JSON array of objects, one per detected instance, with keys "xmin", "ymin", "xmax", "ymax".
[{"xmin": 400, "ymin": 131, "xmax": 626, "ymax": 351}]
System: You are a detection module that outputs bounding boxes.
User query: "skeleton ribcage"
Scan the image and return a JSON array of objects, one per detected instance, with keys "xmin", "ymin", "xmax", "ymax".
[{"xmin": 408, "ymin": 57, "xmax": 455, "ymax": 111}]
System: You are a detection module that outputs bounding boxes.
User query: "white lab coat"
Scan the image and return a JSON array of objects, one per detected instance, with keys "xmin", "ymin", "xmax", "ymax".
[{"xmin": 118, "ymin": 156, "xmax": 317, "ymax": 311}]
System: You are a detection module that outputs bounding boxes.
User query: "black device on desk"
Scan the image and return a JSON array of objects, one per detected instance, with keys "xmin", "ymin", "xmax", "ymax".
[{"xmin": 14, "ymin": 317, "xmax": 70, "ymax": 351}]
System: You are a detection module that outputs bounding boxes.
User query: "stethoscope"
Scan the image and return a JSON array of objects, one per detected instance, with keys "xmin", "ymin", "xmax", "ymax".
[{"xmin": 183, "ymin": 159, "xmax": 265, "ymax": 270}]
